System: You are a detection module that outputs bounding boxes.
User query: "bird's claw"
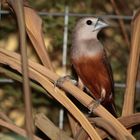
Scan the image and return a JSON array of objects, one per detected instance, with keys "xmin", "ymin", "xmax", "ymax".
[
  {"xmin": 54, "ymin": 75, "xmax": 77, "ymax": 89},
  {"xmin": 54, "ymin": 75, "xmax": 71, "ymax": 88},
  {"xmin": 88, "ymin": 89, "xmax": 106, "ymax": 114},
  {"xmin": 88, "ymin": 99, "xmax": 101, "ymax": 114}
]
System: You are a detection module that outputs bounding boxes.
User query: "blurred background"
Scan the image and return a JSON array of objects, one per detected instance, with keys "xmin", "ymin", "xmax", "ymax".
[{"xmin": 0, "ymin": 0, "xmax": 140, "ymax": 139}]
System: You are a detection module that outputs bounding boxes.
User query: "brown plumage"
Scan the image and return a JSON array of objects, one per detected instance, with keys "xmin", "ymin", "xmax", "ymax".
[{"xmin": 71, "ymin": 17, "xmax": 117, "ymax": 116}]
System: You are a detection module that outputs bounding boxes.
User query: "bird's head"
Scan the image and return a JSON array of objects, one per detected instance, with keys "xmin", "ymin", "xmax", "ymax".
[{"xmin": 74, "ymin": 17, "xmax": 109, "ymax": 40}]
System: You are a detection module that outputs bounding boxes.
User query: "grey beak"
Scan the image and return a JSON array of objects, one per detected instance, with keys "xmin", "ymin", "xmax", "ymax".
[{"xmin": 94, "ymin": 19, "xmax": 109, "ymax": 31}]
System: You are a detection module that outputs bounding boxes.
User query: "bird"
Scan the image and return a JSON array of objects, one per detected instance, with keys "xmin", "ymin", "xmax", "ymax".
[{"xmin": 70, "ymin": 17, "xmax": 117, "ymax": 117}]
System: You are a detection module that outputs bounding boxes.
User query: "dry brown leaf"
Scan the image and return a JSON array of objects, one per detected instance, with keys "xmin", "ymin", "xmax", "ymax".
[
  {"xmin": 77, "ymin": 113, "xmax": 140, "ymax": 139},
  {"xmin": 24, "ymin": 6, "xmax": 54, "ymax": 71},
  {"xmin": 0, "ymin": 49, "xmax": 102, "ymax": 140},
  {"xmin": 0, "ymin": 119, "xmax": 42, "ymax": 140},
  {"xmin": 35, "ymin": 113, "xmax": 73, "ymax": 140},
  {"xmin": 122, "ymin": 10, "xmax": 140, "ymax": 116},
  {"xmin": 0, "ymin": 48, "xmax": 136, "ymax": 140}
]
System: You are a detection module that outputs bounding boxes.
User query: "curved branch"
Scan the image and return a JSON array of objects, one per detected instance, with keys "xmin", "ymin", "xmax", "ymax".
[
  {"xmin": 0, "ymin": 49, "xmax": 101, "ymax": 140},
  {"xmin": 0, "ymin": 119, "xmax": 42, "ymax": 140},
  {"xmin": 122, "ymin": 9, "xmax": 140, "ymax": 116},
  {"xmin": 0, "ymin": 112, "xmax": 13, "ymax": 123},
  {"xmin": 0, "ymin": 48, "xmax": 135, "ymax": 139},
  {"xmin": 7, "ymin": 1, "xmax": 34, "ymax": 139},
  {"xmin": 76, "ymin": 113, "xmax": 140, "ymax": 139}
]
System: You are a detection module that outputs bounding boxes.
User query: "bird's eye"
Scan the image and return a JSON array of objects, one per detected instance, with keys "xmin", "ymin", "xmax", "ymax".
[{"xmin": 86, "ymin": 20, "xmax": 92, "ymax": 25}]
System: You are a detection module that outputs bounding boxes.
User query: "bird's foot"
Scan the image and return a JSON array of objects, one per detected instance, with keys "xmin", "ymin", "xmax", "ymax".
[
  {"xmin": 88, "ymin": 88, "xmax": 106, "ymax": 114},
  {"xmin": 54, "ymin": 75, "xmax": 77, "ymax": 89},
  {"xmin": 88, "ymin": 99, "xmax": 101, "ymax": 114}
]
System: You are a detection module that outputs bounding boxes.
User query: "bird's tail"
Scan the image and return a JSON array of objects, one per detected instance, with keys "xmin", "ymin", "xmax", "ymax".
[{"xmin": 104, "ymin": 102, "xmax": 117, "ymax": 117}]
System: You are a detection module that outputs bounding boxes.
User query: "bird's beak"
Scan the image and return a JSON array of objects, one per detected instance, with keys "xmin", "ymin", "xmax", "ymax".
[{"xmin": 94, "ymin": 18, "xmax": 109, "ymax": 31}]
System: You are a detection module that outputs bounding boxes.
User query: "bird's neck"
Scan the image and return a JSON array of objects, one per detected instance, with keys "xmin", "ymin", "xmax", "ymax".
[
  {"xmin": 75, "ymin": 31, "xmax": 98, "ymax": 41},
  {"xmin": 71, "ymin": 38, "xmax": 103, "ymax": 60}
]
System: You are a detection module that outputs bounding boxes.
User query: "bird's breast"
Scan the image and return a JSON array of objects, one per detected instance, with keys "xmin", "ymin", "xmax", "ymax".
[{"xmin": 71, "ymin": 54, "xmax": 112, "ymax": 101}]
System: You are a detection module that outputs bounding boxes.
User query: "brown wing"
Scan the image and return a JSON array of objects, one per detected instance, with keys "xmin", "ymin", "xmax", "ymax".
[
  {"xmin": 71, "ymin": 65, "xmax": 78, "ymax": 81},
  {"xmin": 102, "ymin": 50, "xmax": 114, "ymax": 94},
  {"xmin": 102, "ymin": 50, "xmax": 117, "ymax": 116}
]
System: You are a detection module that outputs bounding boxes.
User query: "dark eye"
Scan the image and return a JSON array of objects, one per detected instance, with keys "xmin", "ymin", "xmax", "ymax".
[{"xmin": 86, "ymin": 20, "xmax": 92, "ymax": 25}]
